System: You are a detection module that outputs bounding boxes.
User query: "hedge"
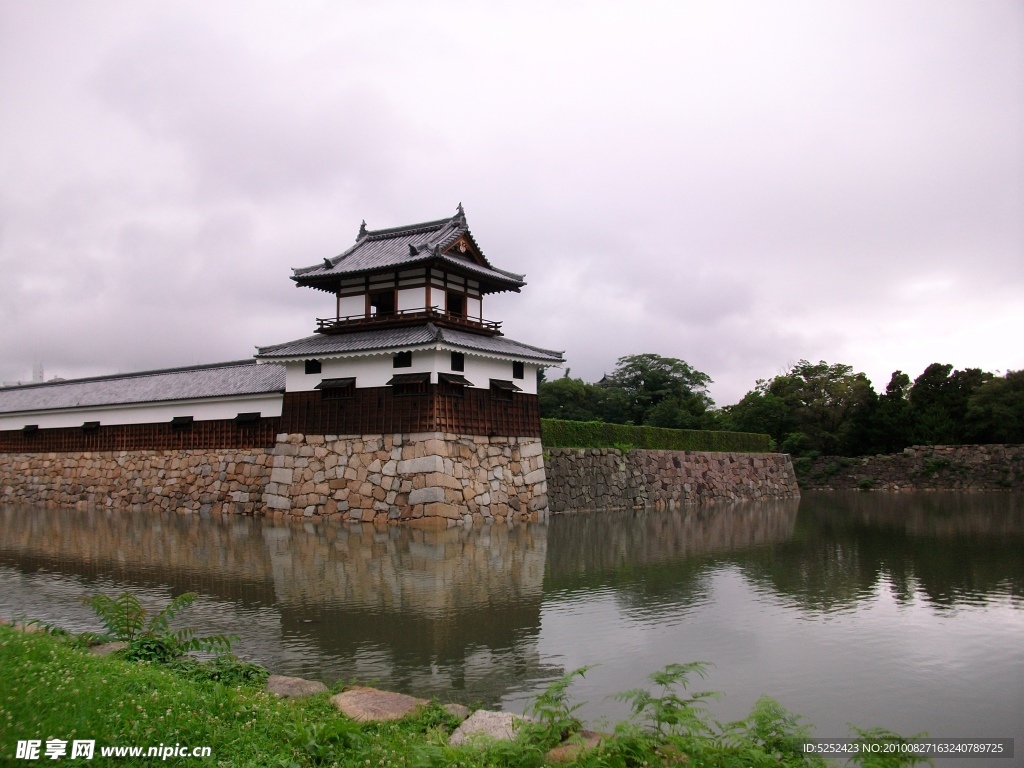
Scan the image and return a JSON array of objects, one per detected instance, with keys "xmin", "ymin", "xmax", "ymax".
[{"xmin": 540, "ymin": 419, "xmax": 773, "ymax": 453}]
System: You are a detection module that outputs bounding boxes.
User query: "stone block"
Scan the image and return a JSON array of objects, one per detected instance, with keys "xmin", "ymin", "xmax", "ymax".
[
  {"xmin": 270, "ymin": 467, "xmax": 293, "ymax": 485},
  {"xmin": 265, "ymin": 494, "xmax": 291, "ymax": 511},
  {"xmin": 409, "ymin": 486, "xmax": 446, "ymax": 505},
  {"xmin": 424, "ymin": 501, "xmax": 460, "ymax": 519},
  {"xmin": 397, "ymin": 455, "xmax": 444, "ymax": 475},
  {"xmin": 523, "ymin": 468, "xmax": 547, "ymax": 485}
]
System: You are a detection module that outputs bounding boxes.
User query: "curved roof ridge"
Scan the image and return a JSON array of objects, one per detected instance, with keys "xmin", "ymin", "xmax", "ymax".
[{"xmin": 364, "ymin": 216, "xmax": 454, "ymax": 240}]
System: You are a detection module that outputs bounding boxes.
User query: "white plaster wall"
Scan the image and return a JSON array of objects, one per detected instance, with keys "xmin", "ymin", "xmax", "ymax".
[
  {"xmin": 338, "ymin": 294, "xmax": 364, "ymax": 318},
  {"xmin": 459, "ymin": 356, "xmax": 538, "ymax": 394},
  {"xmin": 286, "ymin": 353, "xmax": 437, "ymax": 391},
  {"xmin": 285, "ymin": 350, "xmax": 542, "ymax": 393},
  {"xmin": 0, "ymin": 393, "xmax": 283, "ymax": 431},
  {"xmin": 466, "ymin": 296, "xmax": 481, "ymax": 320},
  {"xmin": 397, "ymin": 287, "xmax": 426, "ymax": 312}
]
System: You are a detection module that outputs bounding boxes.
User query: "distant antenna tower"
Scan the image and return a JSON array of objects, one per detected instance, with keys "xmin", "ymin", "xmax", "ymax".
[{"xmin": 32, "ymin": 362, "xmax": 44, "ymax": 383}]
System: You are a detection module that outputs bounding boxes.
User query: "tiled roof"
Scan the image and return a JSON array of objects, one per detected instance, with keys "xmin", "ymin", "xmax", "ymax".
[
  {"xmin": 256, "ymin": 323, "xmax": 564, "ymax": 364},
  {"xmin": 293, "ymin": 206, "xmax": 525, "ymax": 292},
  {"xmin": 0, "ymin": 360, "xmax": 285, "ymax": 415}
]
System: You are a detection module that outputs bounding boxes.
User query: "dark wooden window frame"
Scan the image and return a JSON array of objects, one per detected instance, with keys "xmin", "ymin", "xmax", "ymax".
[
  {"xmin": 170, "ymin": 416, "xmax": 194, "ymax": 430},
  {"xmin": 393, "ymin": 351, "xmax": 413, "ymax": 368},
  {"xmin": 387, "ymin": 372, "xmax": 430, "ymax": 396},
  {"xmin": 315, "ymin": 377, "xmax": 356, "ymax": 400},
  {"xmin": 489, "ymin": 378, "xmax": 521, "ymax": 403},
  {"xmin": 451, "ymin": 351, "xmax": 465, "ymax": 372},
  {"xmin": 512, "ymin": 361, "xmax": 525, "ymax": 380},
  {"xmin": 304, "ymin": 359, "xmax": 322, "ymax": 375}
]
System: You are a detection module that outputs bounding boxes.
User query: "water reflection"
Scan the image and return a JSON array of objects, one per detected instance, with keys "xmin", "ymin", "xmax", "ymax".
[
  {"xmin": 1, "ymin": 492, "xmax": 1021, "ymax": 746},
  {"xmin": 739, "ymin": 492, "xmax": 1024, "ymax": 612}
]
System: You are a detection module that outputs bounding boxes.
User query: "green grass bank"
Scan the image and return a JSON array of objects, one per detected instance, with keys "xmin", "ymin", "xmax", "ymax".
[{"xmin": 0, "ymin": 624, "xmax": 929, "ymax": 768}]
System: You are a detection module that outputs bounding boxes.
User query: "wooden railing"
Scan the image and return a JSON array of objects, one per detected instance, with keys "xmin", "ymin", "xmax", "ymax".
[{"xmin": 315, "ymin": 307, "xmax": 502, "ymax": 335}]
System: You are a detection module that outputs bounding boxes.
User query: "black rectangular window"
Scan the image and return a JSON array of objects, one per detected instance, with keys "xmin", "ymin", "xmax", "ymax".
[
  {"xmin": 304, "ymin": 359, "xmax": 321, "ymax": 374},
  {"xmin": 512, "ymin": 361, "xmax": 525, "ymax": 379},
  {"xmin": 82, "ymin": 421, "xmax": 100, "ymax": 432},
  {"xmin": 446, "ymin": 291, "xmax": 465, "ymax": 318},
  {"xmin": 170, "ymin": 416, "xmax": 194, "ymax": 430},
  {"xmin": 370, "ymin": 290, "xmax": 395, "ymax": 316},
  {"xmin": 393, "ymin": 351, "xmax": 412, "ymax": 368},
  {"xmin": 451, "ymin": 351, "xmax": 464, "ymax": 372}
]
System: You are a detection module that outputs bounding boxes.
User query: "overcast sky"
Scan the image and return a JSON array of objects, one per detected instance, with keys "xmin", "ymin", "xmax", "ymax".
[{"xmin": 2, "ymin": 1, "xmax": 1021, "ymax": 405}]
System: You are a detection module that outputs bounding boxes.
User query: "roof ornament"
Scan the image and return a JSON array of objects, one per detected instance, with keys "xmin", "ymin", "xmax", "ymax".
[
  {"xmin": 432, "ymin": 243, "xmax": 441, "ymax": 256},
  {"xmin": 455, "ymin": 202, "xmax": 467, "ymax": 227},
  {"xmin": 323, "ymin": 258, "xmax": 333, "ymax": 269},
  {"xmin": 357, "ymin": 220, "xmax": 367, "ymax": 240},
  {"xmin": 409, "ymin": 243, "xmax": 419, "ymax": 256}
]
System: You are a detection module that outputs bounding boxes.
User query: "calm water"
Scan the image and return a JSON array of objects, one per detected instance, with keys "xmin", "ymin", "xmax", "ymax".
[{"xmin": 1, "ymin": 493, "xmax": 1022, "ymax": 765}]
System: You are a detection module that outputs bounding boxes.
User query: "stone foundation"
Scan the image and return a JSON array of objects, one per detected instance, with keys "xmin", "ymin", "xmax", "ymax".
[
  {"xmin": 263, "ymin": 432, "xmax": 547, "ymax": 525},
  {"xmin": 1, "ymin": 439, "xmax": 801, "ymax": 520},
  {"xmin": 0, "ymin": 432, "xmax": 548, "ymax": 525},
  {"xmin": 546, "ymin": 448, "xmax": 799, "ymax": 512}
]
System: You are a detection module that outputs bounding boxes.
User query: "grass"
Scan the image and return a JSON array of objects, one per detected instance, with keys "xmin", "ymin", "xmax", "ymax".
[{"xmin": 0, "ymin": 626, "xmax": 929, "ymax": 767}]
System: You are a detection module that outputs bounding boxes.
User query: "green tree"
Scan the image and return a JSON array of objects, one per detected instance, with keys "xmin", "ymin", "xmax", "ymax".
[
  {"xmin": 964, "ymin": 370, "xmax": 1024, "ymax": 443},
  {"xmin": 909, "ymin": 363, "xmax": 992, "ymax": 444},
  {"xmin": 601, "ymin": 354, "xmax": 714, "ymax": 426},
  {"xmin": 538, "ymin": 375, "xmax": 610, "ymax": 422},
  {"xmin": 727, "ymin": 361, "xmax": 877, "ymax": 456},
  {"xmin": 873, "ymin": 370, "xmax": 914, "ymax": 452}
]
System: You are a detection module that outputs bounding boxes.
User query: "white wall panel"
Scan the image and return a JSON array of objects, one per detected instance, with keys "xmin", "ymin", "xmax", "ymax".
[
  {"xmin": 338, "ymin": 294, "xmax": 365, "ymax": 317},
  {"xmin": 0, "ymin": 393, "xmax": 283, "ymax": 431},
  {"xmin": 397, "ymin": 287, "xmax": 426, "ymax": 312}
]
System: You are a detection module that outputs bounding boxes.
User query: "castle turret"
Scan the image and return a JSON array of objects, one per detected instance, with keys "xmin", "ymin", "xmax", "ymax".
[{"xmin": 256, "ymin": 206, "xmax": 564, "ymax": 438}]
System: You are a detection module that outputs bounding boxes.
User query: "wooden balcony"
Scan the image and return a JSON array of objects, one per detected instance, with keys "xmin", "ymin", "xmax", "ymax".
[{"xmin": 315, "ymin": 307, "xmax": 503, "ymax": 336}]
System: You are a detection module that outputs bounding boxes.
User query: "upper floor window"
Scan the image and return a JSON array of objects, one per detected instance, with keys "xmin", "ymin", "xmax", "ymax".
[
  {"xmin": 446, "ymin": 291, "xmax": 465, "ymax": 319},
  {"xmin": 370, "ymin": 290, "xmax": 395, "ymax": 316},
  {"xmin": 451, "ymin": 351, "xmax": 465, "ymax": 372},
  {"xmin": 393, "ymin": 351, "xmax": 412, "ymax": 368},
  {"xmin": 512, "ymin": 361, "xmax": 525, "ymax": 380},
  {"xmin": 304, "ymin": 359, "xmax": 322, "ymax": 375}
]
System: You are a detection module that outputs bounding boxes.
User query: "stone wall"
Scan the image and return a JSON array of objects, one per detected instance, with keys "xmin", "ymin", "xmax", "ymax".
[
  {"xmin": 0, "ymin": 448, "xmax": 272, "ymax": 515},
  {"xmin": 0, "ymin": 432, "xmax": 548, "ymax": 524},
  {"xmin": 1, "ymin": 440, "xmax": 801, "ymax": 520},
  {"xmin": 798, "ymin": 444, "xmax": 1024, "ymax": 491},
  {"xmin": 263, "ymin": 432, "xmax": 547, "ymax": 525},
  {"xmin": 546, "ymin": 448, "xmax": 799, "ymax": 512}
]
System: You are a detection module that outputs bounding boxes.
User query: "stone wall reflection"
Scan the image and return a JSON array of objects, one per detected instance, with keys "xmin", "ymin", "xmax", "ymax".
[
  {"xmin": 545, "ymin": 499, "xmax": 799, "ymax": 587},
  {"xmin": 0, "ymin": 504, "xmax": 553, "ymax": 703}
]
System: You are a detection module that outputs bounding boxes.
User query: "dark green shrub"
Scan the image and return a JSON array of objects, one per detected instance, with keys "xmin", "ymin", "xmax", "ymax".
[{"xmin": 541, "ymin": 419, "xmax": 772, "ymax": 453}]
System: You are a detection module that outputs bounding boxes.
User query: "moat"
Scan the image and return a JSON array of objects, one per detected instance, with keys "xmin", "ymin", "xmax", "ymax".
[{"xmin": 1, "ymin": 492, "xmax": 1021, "ymax": 765}]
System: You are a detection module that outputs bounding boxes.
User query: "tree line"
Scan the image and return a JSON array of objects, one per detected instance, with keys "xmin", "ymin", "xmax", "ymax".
[{"xmin": 539, "ymin": 354, "xmax": 1024, "ymax": 457}]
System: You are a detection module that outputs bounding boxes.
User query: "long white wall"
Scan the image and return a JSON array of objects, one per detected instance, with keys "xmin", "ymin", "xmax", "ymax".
[
  {"xmin": 0, "ymin": 393, "xmax": 284, "ymax": 431},
  {"xmin": 284, "ymin": 350, "xmax": 539, "ymax": 394}
]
